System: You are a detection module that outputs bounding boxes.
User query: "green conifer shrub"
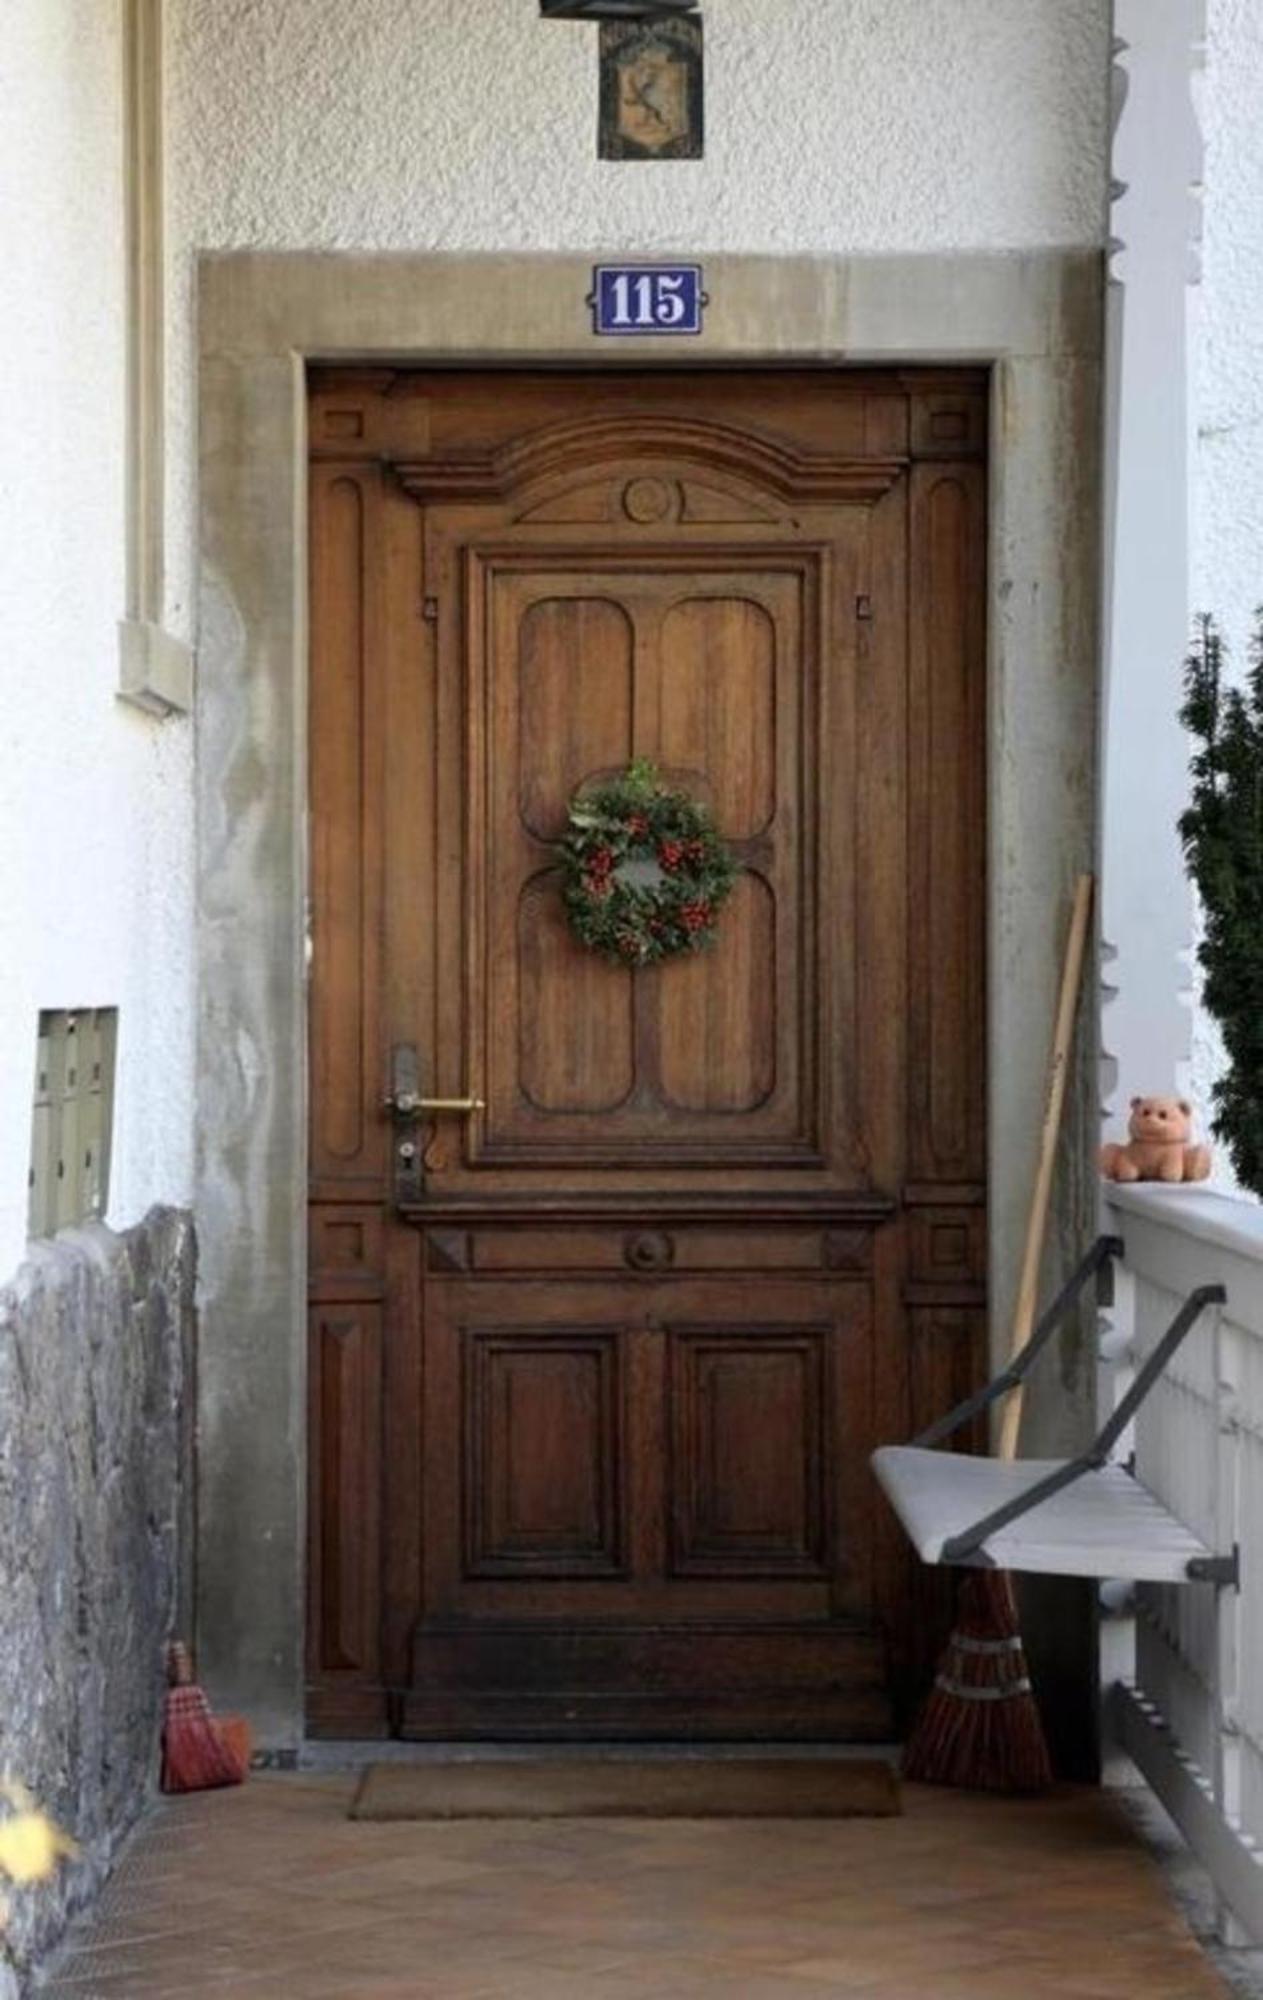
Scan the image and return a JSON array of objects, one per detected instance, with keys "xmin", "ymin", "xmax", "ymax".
[{"xmin": 1179, "ymin": 612, "xmax": 1263, "ymax": 1197}]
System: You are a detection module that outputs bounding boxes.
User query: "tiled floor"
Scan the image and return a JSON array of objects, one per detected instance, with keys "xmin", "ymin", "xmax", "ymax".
[{"xmin": 41, "ymin": 1770, "xmax": 1229, "ymax": 1999}]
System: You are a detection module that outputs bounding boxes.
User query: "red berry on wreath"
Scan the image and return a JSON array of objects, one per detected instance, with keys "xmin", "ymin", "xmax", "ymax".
[
  {"xmin": 682, "ymin": 902, "xmax": 711, "ymax": 933},
  {"xmin": 618, "ymin": 933, "xmax": 641, "ymax": 958},
  {"xmin": 589, "ymin": 846, "xmax": 614, "ymax": 875},
  {"xmin": 659, "ymin": 839, "xmax": 684, "ymax": 871},
  {"xmin": 586, "ymin": 873, "xmax": 613, "ymax": 900},
  {"xmin": 685, "ymin": 838, "xmax": 706, "ymax": 864},
  {"xmin": 627, "ymin": 812, "xmax": 650, "ymax": 838}
]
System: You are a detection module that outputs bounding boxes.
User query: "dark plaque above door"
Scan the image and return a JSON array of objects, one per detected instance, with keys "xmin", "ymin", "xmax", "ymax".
[{"xmin": 599, "ymin": 16, "xmax": 704, "ymax": 160}]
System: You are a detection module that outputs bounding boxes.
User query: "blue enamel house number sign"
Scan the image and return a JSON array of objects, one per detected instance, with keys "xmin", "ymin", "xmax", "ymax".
[{"xmin": 590, "ymin": 264, "xmax": 707, "ymax": 336}]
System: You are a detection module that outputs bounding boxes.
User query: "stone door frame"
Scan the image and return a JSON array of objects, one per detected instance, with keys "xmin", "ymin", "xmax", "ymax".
[{"xmin": 197, "ymin": 249, "xmax": 1102, "ymax": 1747}]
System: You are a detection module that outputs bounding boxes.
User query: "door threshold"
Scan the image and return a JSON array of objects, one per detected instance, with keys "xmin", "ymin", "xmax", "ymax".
[{"xmin": 299, "ymin": 1740, "xmax": 903, "ymax": 1772}]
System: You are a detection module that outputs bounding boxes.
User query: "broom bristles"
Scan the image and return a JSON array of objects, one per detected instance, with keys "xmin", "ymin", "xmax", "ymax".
[
  {"xmin": 161, "ymin": 1645, "xmax": 247, "ymax": 1794},
  {"xmin": 162, "ymin": 1686, "xmax": 244, "ymax": 1793},
  {"xmin": 903, "ymin": 1568, "xmax": 1053, "ymax": 1794}
]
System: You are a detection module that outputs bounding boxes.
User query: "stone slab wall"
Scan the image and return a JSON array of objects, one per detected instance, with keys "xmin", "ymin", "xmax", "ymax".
[{"xmin": 0, "ymin": 1210, "xmax": 192, "ymax": 1997}]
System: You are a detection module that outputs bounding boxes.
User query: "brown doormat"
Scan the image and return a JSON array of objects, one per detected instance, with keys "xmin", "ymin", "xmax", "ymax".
[{"xmin": 349, "ymin": 1758, "xmax": 901, "ymax": 1821}]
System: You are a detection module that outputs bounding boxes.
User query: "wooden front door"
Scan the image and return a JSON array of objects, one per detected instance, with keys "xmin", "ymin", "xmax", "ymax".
[{"xmin": 307, "ymin": 368, "xmax": 988, "ymax": 1739}]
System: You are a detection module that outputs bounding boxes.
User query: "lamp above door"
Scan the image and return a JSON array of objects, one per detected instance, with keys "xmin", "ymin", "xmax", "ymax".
[
  {"xmin": 540, "ymin": 0, "xmax": 704, "ymax": 161},
  {"xmin": 540, "ymin": 2, "xmax": 698, "ymax": 19}
]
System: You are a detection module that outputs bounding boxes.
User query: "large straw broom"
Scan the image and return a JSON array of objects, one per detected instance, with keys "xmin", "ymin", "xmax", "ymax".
[{"xmin": 903, "ymin": 873, "xmax": 1094, "ymax": 1792}]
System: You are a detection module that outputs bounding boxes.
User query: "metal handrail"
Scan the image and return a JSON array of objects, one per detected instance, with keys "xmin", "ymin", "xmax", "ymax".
[
  {"xmin": 913, "ymin": 1235, "xmax": 1124, "ymax": 1450},
  {"xmin": 940, "ymin": 1281, "xmax": 1228, "ymax": 1565}
]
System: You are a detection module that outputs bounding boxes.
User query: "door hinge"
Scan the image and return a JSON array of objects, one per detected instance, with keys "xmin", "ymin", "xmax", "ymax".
[{"xmin": 855, "ymin": 594, "xmax": 873, "ymax": 622}]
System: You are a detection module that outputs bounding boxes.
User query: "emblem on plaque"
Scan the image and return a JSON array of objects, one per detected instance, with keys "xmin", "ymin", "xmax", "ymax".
[{"xmin": 599, "ymin": 16, "xmax": 704, "ymax": 161}]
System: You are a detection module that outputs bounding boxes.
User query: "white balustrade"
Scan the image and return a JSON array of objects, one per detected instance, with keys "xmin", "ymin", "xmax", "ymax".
[{"xmin": 1106, "ymin": 1184, "xmax": 1263, "ymax": 1943}]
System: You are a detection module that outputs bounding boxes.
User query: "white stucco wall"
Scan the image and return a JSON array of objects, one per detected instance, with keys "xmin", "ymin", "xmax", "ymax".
[
  {"xmin": 167, "ymin": 0, "xmax": 1109, "ymax": 259},
  {"xmin": 0, "ymin": 2, "xmax": 193, "ymax": 1282},
  {"xmin": 164, "ymin": 0, "xmax": 1111, "ymax": 629},
  {"xmin": 1188, "ymin": 0, "xmax": 1263, "ymax": 1194}
]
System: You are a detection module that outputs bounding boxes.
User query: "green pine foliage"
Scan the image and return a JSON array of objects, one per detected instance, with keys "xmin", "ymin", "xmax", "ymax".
[
  {"xmin": 560, "ymin": 759, "xmax": 738, "ymax": 968},
  {"xmin": 1178, "ymin": 612, "xmax": 1263, "ymax": 1196}
]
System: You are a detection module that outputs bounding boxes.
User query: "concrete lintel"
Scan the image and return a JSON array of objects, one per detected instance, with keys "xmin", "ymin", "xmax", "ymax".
[{"xmin": 199, "ymin": 247, "xmax": 1102, "ymax": 366}]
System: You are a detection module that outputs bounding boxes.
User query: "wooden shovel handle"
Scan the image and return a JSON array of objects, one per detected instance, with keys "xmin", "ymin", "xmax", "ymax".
[{"xmin": 998, "ymin": 873, "xmax": 1094, "ymax": 1463}]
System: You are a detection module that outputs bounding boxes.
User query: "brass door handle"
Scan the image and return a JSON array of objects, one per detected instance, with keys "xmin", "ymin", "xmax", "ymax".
[{"xmin": 383, "ymin": 1090, "xmax": 485, "ymax": 1117}]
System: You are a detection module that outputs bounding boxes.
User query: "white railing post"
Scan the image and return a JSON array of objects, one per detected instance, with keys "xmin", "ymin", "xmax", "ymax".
[
  {"xmin": 1099, "ymin": 1261, "xmax": 1137, "ymax": 1733},
  {"xmin": 1100, "ymin": 0, "xmax": 1203, "ymax": 1122},
  {"xmin": 1212, "ymin": 1296, "xmax": 1244, "ymax": 1943}
]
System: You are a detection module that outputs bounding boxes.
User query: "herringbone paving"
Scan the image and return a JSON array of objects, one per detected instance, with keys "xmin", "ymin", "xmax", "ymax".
[{"xmin": 40, "ymin": 1771, "xmax": 1229, "ymax": 1997}]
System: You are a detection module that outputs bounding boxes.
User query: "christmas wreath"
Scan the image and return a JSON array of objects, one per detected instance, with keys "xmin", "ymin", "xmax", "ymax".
[{"xmin": 560, "ymin": 760, "xmax": 738, "ymax": 967}]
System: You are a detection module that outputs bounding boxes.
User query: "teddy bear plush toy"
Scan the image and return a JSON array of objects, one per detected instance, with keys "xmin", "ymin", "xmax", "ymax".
[{"xmin": 1100, "ymin": 1096, "xmax": 1212, "ymax": 1184}]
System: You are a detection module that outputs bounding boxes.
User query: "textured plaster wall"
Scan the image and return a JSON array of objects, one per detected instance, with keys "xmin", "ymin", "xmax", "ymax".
[
  {"xmin": 164, "ymin": 0, "xmax": 1111, "ymax": 627},
  {"xmin": 1195, "ymin": 0, "xmax": 1263, "ymax": 651},
  {"xmin": 1189, "ymin": 0, "xmax": 1263, "ymax": 1189},
  {"xmin": 167, "ymin": 0, "xmax": 1108, "ymax": 257},
  {"xmin": 0, "ymin": 2, "xmax": 194, "ymax": 1283}
]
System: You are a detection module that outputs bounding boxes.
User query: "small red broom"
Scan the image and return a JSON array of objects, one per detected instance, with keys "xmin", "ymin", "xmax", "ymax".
[
  {"xmin": 903, "ymin": 1569, "xmax": 1052, "ymax": 1792},
  {"xmin": 904, "ymin": 873, "xmax": 1093, "ymax": 1793},
  {"xmin": 161, "ymin": 1642, "xmax": 248, "ymax": 1794}
]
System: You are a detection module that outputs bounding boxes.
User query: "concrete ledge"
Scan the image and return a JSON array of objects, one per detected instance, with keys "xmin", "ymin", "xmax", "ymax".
[
  {"xmin": 1108, "ymin": 1184, "xmax": 1263, "ymax": 1329},
  {"xmin": 117, "ymin": 619, "xmax": 194, "ymax": 716},
  {"xmin": 1109, "ymin": 1182, "xmax": 1263, "ymax": 1262}
]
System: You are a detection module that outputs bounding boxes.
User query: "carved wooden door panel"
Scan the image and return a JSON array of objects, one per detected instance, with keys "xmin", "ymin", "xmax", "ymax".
[{"xmin": 307, "ymin": 370, "xmax": 988, "ymax": 1739}]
